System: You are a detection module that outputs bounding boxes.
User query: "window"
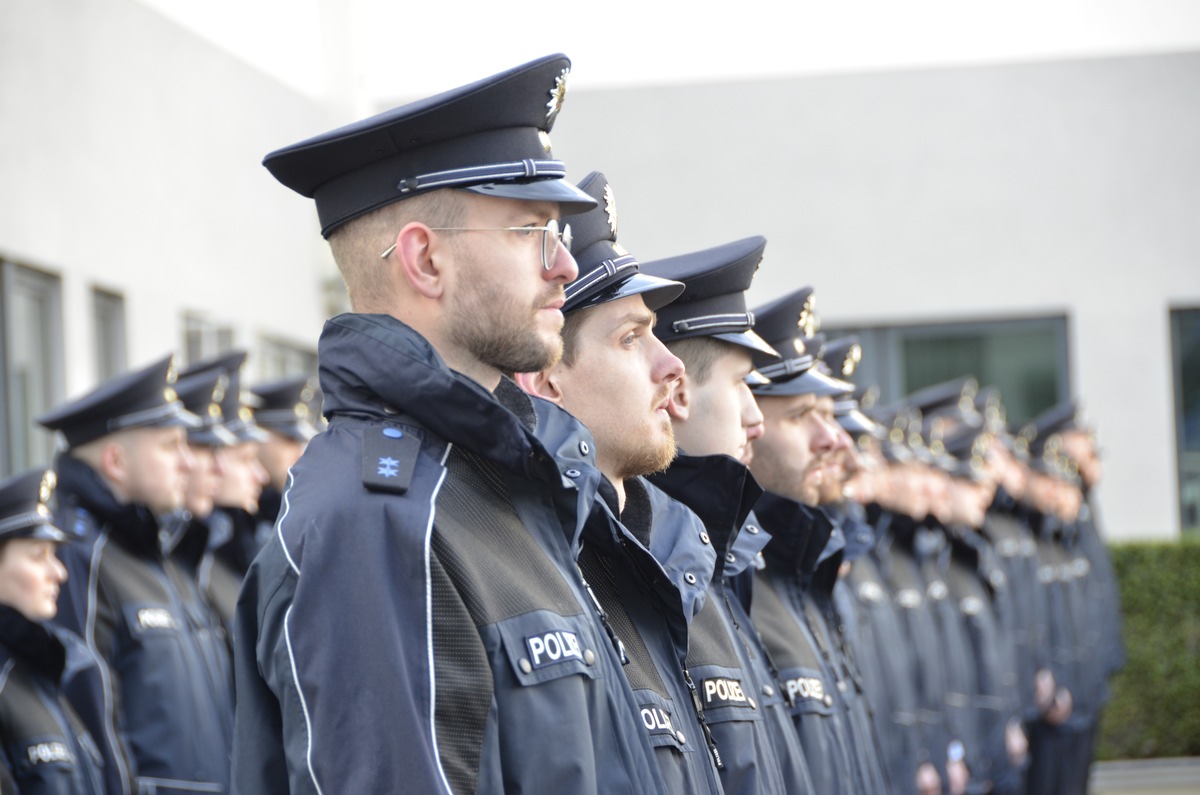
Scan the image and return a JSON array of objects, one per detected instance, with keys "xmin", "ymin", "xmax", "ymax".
[
  {"xmin": 183, "ymin": 313, "xmax": 235, "ymax": 367},
  {"xmin": 1171, "ymin": 308, "xmax": 1200, "ymax": 535},
  {"xmin": 93, "ymin": 287, "xmax": 127, "ymax": 382},
  {"xmin": 257, "ymin": 336, "xmax": 318, "ymax": 382},
  {"xmin": 828, "ymin": 315, "xmax": 1069, "ymax": 428},
  {"xmin": 1, "ymin": 261, "xmax": 65, "ymax": 476}
]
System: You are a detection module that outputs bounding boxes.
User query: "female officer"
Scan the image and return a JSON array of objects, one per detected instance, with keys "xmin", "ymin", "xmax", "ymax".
[{"xmin": 0, "ymin": 469, "xmax": 105, "ymax": 794}]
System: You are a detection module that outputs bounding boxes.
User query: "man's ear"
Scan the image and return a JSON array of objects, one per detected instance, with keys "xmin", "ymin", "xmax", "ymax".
[
  {"xmin": 392, "ymin": 222, "xmax": 445, "ymax": 300},
  {"xmin": 666, "ymin": 371, "xmax": 691, "ymax": 422},
  {"xmin": 514, "ymin": 369, "xmax": 564, "ymax": 406},
  {"xmin": 98, "ymin": 439, "xmax": 128, "ymax": 490}
]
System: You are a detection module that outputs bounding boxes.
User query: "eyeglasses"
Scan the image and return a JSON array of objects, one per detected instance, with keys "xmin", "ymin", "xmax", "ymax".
[{"xmin": 380, "ymin": 219, "xmax": 572, "ymax": 271}]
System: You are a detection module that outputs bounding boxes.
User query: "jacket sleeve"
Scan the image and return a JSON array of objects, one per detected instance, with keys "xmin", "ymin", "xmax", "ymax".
[
  {"xmin": 53, "ymin": 537, "xmax": 137, "ymax": 795},
  {"xmin": 232, "ymin": 478, "xmax": 453, "ymax": 794}
]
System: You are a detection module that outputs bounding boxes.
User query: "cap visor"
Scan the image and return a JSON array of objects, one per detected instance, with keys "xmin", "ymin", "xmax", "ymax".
[
  {"xmin": 750, "ymin": 367, "xmax": 854, "ymax": 397},
  {"xmin": 188, "ymin": 424, "xmax": 239, "ymax": 448},
  {"xmin": 567, "ymin": 272, "xmax": 685, "ymax": 314},
  {"xmin": 712, "ymin": 330, "xmax": 780, "ymax": 361},
  {"xmin": 157, "ymin": 406, "xmax": 203, "ymax": 431},
  {"xmin": 24, "ymin": 522, "xmax": 71, "ymax": 544},
  {"xmin": 837, "ymin": 409, "xmax": 879, "ymax": 436},
  {"xmin": 463, "ymin": 179, "xmax": 597, "ymax": 214}
]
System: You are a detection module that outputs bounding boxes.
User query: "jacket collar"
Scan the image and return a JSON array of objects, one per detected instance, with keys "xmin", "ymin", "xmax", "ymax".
[
  {"xmin": 319, "ymin": 313, "xmax": 559, "ymax": 481},
  {"xmin": 0, "ymin": 606, "xmax": 66, "ymax": 683},
  {"xmin": 647, "ymin": 452, "xmax": 764, "ymax": 580},
  {"xmin": 53, "ymin": 452, "xmax": 164, "ymax": 559},
  {"xmin": 755, "ymin": 493, "xmax": 833, "ymax": 581}
]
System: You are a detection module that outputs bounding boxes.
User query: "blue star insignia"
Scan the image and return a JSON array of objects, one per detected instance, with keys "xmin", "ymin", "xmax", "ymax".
[{"xmin": 377, "ymin": 456, "xmax": 400, "ymax": 478}]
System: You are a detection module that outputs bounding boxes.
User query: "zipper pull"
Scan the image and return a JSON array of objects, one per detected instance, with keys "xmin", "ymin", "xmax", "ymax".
[{"xmin": 683, "ymin": 667, "xmax": 724, "ymax": 771}]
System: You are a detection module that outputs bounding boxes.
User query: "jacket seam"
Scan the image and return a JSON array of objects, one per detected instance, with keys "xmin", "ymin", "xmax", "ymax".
[
  {"xmin": 85, "ymin": 533, "xmax": 132, "ymax": 795},
  {"xmin": 426, "ymin": 443, "xmax": 454, "ymax": 795}
]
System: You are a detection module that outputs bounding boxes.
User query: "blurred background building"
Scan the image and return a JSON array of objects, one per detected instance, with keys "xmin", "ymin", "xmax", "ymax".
[{"xmin": 3, "ymin": 0, "xmax": 1198, "ymax": 541}]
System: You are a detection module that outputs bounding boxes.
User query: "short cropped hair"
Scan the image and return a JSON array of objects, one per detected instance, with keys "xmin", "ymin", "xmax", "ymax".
[
  {"xmin": 666, "ymin": 336, "xmax": 736, "ymax": 386},
  {"xmin": 327, "ymin": 190, "xmax": 465, "ymax": 312},
  {"xmin": 559, "ymin": 309, "xmax": 590, "ymax": 368}
]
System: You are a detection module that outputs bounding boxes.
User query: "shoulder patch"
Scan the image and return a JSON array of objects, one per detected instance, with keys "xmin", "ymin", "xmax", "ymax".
[{"xmin": 362, "ymin": 426, "xmax": 421, "ymax": 494}]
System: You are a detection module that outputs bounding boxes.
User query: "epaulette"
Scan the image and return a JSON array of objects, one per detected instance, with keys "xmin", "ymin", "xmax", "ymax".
[{"xmin": 362, "ymin": 425, "xmax": 422, "ymax": 494}]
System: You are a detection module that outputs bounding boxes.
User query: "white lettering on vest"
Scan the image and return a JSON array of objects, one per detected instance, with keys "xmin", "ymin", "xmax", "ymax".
[
  {"xmin": 525, "ymin": 629, "xmax": 582, "ymax": 668},
  {"xmin": 640, "ymin": 706, "xmax": 674, "ymax": 733},
  {"xmin": 137, "ymin": 607, "xmax": 177, "ymax": 631},
  {"xmin": 784, "ymin": 675, "xmax": 826, "ymax": 703},
  {"xmin": 703, "ymin": 677, "xmax": 748, "ymax": 705},
  {"xmin": 27, "ymin": 742, "xmax": 74, "ymax": 765}
]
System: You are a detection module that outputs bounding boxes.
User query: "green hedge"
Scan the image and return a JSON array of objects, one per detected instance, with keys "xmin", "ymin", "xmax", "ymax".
[{"xmin": 1097, "ymin": 537, "xmax": 1200, "ymax": 760}]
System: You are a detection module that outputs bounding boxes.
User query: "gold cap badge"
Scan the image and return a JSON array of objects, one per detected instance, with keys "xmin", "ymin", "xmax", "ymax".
[{"xmin": 546, "ymin": 67, "xmax": 569, "ymax": 125}]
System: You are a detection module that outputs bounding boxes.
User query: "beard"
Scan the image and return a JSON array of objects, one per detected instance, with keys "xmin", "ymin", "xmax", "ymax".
[
  {"xmin": 612, "ymin": 388, "xmax": 677, "ymax": 479},
  {"xmin": 613, "ymin": 417, "xmax": 677, "ymax": 480},
  {"xmin": 447, "ymin": 268, "xmax": 563, "ymax": 375}
]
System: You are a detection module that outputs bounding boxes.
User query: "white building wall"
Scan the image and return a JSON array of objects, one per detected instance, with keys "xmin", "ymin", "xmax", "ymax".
[
  {"xmin": 1, "ymin": 0, "xmax": 340, "ymax": 399},
  {"xmin": 4, "ymin": 0, "xmax": 1196, "ymax": 541},
  {"xmin": 550, "ymin": 51, "xmax": 1200, "ymax": 541}
]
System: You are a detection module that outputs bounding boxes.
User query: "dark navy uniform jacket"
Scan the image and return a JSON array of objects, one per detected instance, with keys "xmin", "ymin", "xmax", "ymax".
[
  {"xmin": 751, "ymin": 496, "xmax": 862, "ymax": 795},
  {"xmin": 984, "ymin": 492, "xmax": 1046, "ymax": 725},
  {"xmin": 0, "ymin": 608, "xmax": 105, "ymax": 795},
  {"xmin": 913, "ymin": 522, "xmax": 981, "ymax": 786},
  {"xmin": 194, "ymin": 508, "xmax": 258, "ymax": 637},
  {"xmin": 51, "ymin": 455, "xmax": 234, "ymax": 795},
  {"xmin": 650, "ymin": 453, "xmax": 816, "ymax": 795},
  {"xmin": 231, "ymin": 314, "xmax": 665, "ymax": 795},
  {"xmin": 945, "ymin": 526, "xmax": 1026, "ymax": 794},
  {"xmin": 578, "ymin": 476, "xmax": 723, "ymax": 794},
  {"xmin": 874, "ymin": 512, "xmax": 955, "ymax": 788},
  {"xmin": 839, "ymin": 507, "xmax": 928, "ymax": 792}
]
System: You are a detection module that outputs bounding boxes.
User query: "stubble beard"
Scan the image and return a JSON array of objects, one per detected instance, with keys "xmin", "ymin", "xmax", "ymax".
[
  {"xmin": 614, "ymin": 407, "xmax": 677, "ymax": 480},
  {"xmin": 448, "ymin": 264, "xmax": 562, "ymax": 375}
]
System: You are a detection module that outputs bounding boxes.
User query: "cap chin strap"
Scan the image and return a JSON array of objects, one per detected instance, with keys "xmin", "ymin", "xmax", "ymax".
[
  {"xmin": 755, "ymin": 354, "xmax": 815, "ymax": 382},
  {"xmin": 565, "ymin": 256, "xmax": 639, "ymax": 304},
  {"xmin": 397, "ymin": 159, "xmax": 566, "ymax": 194},
  {"xmin": 670, "ymin": 311, "xmax": 755, "ymax": 335}
]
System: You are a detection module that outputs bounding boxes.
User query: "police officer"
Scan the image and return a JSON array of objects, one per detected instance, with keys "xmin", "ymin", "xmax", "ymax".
[
  {"xmin": 940, "ymin": 424, "xmax": 1029, "ymax": 794},
  {"xmin": 233, "ymin": 55, "xmax": 668, "ymax": 794},
  {"xmin": 36, "ymin": 355, "xmax": 236, "ymax": 795},
  {"xmin": 743, "ymin": 287, "xmax": 891, "ymax": 795},
  {"xmin": 248, "ymin": 374, "xmax": 321, "ymax": 541},
  {"xmin": 514, "ymin": 171, "xmax": 727, "ymax": 793},
  {"xmin": 1053, "ymin": 406, "xmax": 1124, "ymax": 789},
  {"xmin": 641, "ymin": 235, "xmax": 818, "ymax": 794},
  {"xmin": 0, "ymin": 468, "xmax": 105, "ymax": 794},
  {"xmin": 162, "ymin": 366, "xmax": 242, "ymax": 659},
  {"xmin": 178, "ymin": 352, "xmax": 270, "ymax": 630}
]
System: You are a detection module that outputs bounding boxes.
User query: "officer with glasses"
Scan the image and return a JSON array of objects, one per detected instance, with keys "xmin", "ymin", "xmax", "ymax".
[{"xmin": 232, "ymin": 55, "xmax": 669, "ymax": 794}]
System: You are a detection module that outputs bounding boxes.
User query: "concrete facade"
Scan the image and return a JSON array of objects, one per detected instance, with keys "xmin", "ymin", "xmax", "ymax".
[
  {"xmin": 1, "ymin": 0, "xmax": 340, "ymax": 467},
  {"xmin": 3, "ymin": 0, "xmax": 1197, "ymax": 539},
  {"xmin": 549, "ymin": 52, "xmax": 1200, "ymax": 541}
]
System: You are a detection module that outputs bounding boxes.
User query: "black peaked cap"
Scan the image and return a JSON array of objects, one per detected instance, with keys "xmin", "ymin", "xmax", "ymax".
[
  {"xmin": 250, "ymin": 375, "xmax": 322, "ymax": 443},
  {"xmin": 561, "ymin": 171, "xmax": 683, "ymax": 314},
  {"xmin": 1031, "ymin": 400, "xmax": 1082, "ymax": 439},
  {"xmin": 0, "ymin": 469, "xmax": 69, "ymax": 544},
  {"xmin": 181, "ymin": 351, "xmax": 268, "ymax": 444},
  {"xmin": 750, "ymin": 290, "xmax": 853, "ymax": 397},
  {"xmin": 641, "ymin": 236, "xmax": 779, "ymax": 360},
  {"xmin": 174, "ymin": 369, "xmax": 237, "ymax": 448},
  {"xmin": 263, "ymin": 54, "xmax": 595, "ymax": 237},
  {"xmin": 36, "ymin": 354, "xmax": 199, "ymax": 448},
  {"xmin": 820, "ymin": 336, "xmax": 863, "ymax": 380}
]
